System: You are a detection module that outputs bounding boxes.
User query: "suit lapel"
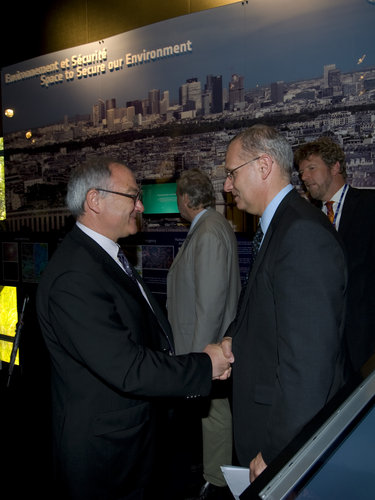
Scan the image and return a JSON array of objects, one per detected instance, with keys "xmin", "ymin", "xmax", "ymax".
[
  {"xmin": 338, "ymin": 186, "xmax": 357, "ymax": 238},
  {"xmin": 72, "ymin": 225, "xmax": 142, "ymax": 289},
  {"xmin": 71, "ymin": 226, "xmax": 174, "ymax": 351},
  {"xmin": 233, "ymin": 190, "xmax": 295, "ymax": 332},
  {"xmin": 234, "ymin": 224, "xmax": 274, "ymax": 331}
]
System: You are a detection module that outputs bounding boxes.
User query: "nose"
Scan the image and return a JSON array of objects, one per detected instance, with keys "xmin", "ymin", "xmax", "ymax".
[
  {"xmin": 300, "ymin": 169, "xmax": 308, "ymax": 182},
  {"xmin": 224, "ymin": 176, "xmax": 233, "ymax": 193},
  {"xmin": 135, "ymin": 199, "xmax": 144, "ymax": 213}
]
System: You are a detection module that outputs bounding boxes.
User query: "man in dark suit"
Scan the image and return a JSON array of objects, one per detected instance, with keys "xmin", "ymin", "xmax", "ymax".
[
  {"xmin": 223, "ymin": 125, "xmax": 347, "ymax": 482},
  {"xmin": 295, "ymin": 137, "xmax": 375, "ymax": 377},
  {"xmin": 36, "ymin": 157, "xmax": 233, "ymax": 500}
]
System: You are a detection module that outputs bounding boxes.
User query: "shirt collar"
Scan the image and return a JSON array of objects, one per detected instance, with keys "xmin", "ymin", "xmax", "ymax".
[
  {"xmin": 329, "ymin": 184, "xmax": 347, "ymax": 203},
  {"xmin": 190, "ymin": 208, "xmax": 208, "ymax": 231},
  {"xmin": 76, "ymin": 221, "xmax": 119, "ymax": 261},
  {"xmin": 260, "ymin": 184, "xmax": 294, "ymax": 235}
]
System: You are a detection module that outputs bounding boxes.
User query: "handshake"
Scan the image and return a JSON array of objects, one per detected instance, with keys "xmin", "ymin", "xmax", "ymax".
[{"xmin": 203, "ymin": 337, "xmax": 234, "ymax": 380}]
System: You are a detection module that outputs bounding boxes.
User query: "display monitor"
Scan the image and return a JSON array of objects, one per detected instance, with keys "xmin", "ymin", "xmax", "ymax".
[
  {"xmin": 241, "ymin": 369, "xmax": 375, "ymax": 499},
  {"xmin": 141, "ymin": 182, "xmax": 179, "ymax": 215}
]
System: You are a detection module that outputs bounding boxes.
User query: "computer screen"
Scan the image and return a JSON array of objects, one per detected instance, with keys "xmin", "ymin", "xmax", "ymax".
[{"xmin": 141, "ymin": 182, "xmax": 179, "ymax": 215}]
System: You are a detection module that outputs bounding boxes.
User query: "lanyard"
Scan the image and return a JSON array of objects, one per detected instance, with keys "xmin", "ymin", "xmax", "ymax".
[{"xmin": 331, "ymin": 184, "xmax": 348, "ymax": 228}]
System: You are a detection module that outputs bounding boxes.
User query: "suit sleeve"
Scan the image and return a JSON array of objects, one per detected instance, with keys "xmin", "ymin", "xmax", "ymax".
[
  {"xmin": 46, "ymin": 269, "xmax": 212, "ymax": 399},
  {"xmin": 263, "ymin": 219, "xmax": 346, "ymax": 463}
]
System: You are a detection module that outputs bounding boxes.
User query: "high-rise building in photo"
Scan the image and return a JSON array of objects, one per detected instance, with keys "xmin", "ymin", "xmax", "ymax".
[
  {"xmin": 179, "ymin": 78, "xmax": 202, "ymax": 112},
  {"xmin": 271, "ymin": 81, "xmax": 285, "ymax": 104},
  {"xmin": 323, "ymin": 64, "xmax": 336, "ymax": 88},
  {"xmin": 126, "ymin": 100, "xmax": 144, "ymax": 115},
  {"xmin": 160, "ymin": 90, "xmax": 170, "ymax": 115},
  {"xmin": 148, "ymin": 89, "xmax": 160, "ymax": 115},
  {"xmin": 206, "ymin": 74, "xmax": 223, "ymax": 113},
  {"xmin": 106, "ymin": 98, "xmax": 116, "ymax": 111},
  {"xmin": 92, "ymin": 99, "xmax": 106, "ymax": 126},
  {"xmin": 328, "ymin": 69, "xmax": 342, "ymax": 93},
  {"xmin": 228, "ymin": 74, "xmax": 244, "ymax": 110}
]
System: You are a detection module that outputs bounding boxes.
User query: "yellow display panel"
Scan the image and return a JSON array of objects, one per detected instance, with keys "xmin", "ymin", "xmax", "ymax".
[
  {"xmin": 0, "ymin": 137, "xmax": 5, "ymax": 221},
  {"xmin": 0, "ymin": 286, "xmax": 19, "ymax": 364}
]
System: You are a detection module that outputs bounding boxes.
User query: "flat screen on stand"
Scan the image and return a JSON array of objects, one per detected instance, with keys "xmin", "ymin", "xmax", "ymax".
[{"xmin": 141, "ymin": 183, "xmax": 179, "ymax": 215}]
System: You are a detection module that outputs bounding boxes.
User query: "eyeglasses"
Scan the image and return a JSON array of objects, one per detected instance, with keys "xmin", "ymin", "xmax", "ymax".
[
  {"xmin": 225, "ymin": 156, "xmax": 261, "ymax": 180},
  {"xmin": 95, "ymin": 188, "xmax": 142, "ymax": 204}
]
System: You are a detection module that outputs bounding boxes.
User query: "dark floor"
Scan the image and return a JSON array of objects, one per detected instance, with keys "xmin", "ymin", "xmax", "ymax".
[
  {"xmin": 0, "ymin": 366, "xmax": 54, "ymax": 498},
  {"xmin": 0, "ymin": 364, "xmax": 208, "ymax": 500}
]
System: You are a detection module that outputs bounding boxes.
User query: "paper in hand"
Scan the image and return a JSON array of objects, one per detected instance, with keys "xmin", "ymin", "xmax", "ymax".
[{"xmin": 220, "ymin": 465, "xmax": 250, "ymax": 499}]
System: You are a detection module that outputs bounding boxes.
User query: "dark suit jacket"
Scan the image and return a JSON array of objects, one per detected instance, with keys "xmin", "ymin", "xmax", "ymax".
[
  {"xmin": 338, "ymin": 186, "xmax": 375, "ymax": 374},
  {"xmin": 229, "ymin": 189, "xmax": 347, "ymax": 466},
  {"xmin": 36, "ymin": 225, "xmax": 212, "ymax": 499}
]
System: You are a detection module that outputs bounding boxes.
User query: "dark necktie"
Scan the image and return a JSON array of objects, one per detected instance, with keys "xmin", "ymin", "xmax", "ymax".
[
  {"xmin": 118, "ymin": 248, "xmax": 174, "ymax": 355},
  {"xmin": 242, "ymin": 223, "xmax": 264, "ymax": 289},
  {"xmin": 251, "ymin": 223, "xmax": 264, "ymax": 263},
  {"xmin": 117, "ymin": 248, "xmax": 137, "ymax": 282},
  {"xmin": 325, "ymin": 201, "xmax": 335, "ymax": 224}
]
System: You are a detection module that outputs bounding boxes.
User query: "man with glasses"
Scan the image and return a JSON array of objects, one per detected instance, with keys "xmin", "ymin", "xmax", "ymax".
[
  {"xmin": 222, "ymin": 125, "xmax": 347, "ymax": 482},
  {"xmin": 36, "ymin": 157, "xmax": 233, "ymax": 500}
]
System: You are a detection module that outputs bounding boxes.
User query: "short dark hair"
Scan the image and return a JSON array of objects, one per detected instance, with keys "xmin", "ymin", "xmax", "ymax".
[
  {"xmin": 294, "ymin": 137, "xmax": 346, "ymax": 178},
  {"xmin": 177, "ymin": 168, "xmax": 216, "ymax": 209}
]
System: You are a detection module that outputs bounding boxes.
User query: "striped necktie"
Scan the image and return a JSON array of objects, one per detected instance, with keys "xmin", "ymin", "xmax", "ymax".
[
  {"xmin": 117, "ymin": 248, "xmax": 137, "ymax": 282},
  {"xmin": 118, "ymin": 248, "xmax": 174, "ymax": 355},
  {"xmin": 325, "ymin": 201, "xmax": 335, "ymax": 224}
]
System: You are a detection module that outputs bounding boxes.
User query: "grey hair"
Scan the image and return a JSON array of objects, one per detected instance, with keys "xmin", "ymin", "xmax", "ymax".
[
  {"xmin": 231, "ymin": 124, "xmax": 293, "ymax": 181},
  {"xmin": 66, "ymin": 157, "xmax": 117, "ymax": 218},
  {"xmin": 177, "ymin": 168, "xmax": 216, "ymax": 209}
]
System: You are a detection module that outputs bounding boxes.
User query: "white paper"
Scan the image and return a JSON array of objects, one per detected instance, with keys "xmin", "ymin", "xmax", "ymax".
[{"xmin": 221, "ymin": 465, "xmax": 251, "ymax": 499}]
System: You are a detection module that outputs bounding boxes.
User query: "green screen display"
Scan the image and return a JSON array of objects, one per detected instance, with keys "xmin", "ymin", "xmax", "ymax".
[{"xmin": 142, "ymin": 182, "xmax": 179, "ymax": 214}]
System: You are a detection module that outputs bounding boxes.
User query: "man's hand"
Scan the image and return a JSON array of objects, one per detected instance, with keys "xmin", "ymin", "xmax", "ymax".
[
  {"xmin": 250, "ymin": 452, "xmax": 267, "ymax": 482},
  {"xmin": 221, "ymin": 336, "xmax": 234, "ymax": 362},
  {"xmin": 203, "ymin": 343, "xmax": 234, "ymax": 380}
]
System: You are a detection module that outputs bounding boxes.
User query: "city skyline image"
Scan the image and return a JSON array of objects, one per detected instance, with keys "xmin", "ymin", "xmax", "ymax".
[{"xmin": 1, "ymin": 0, "xmax": 374, "ymax": 134}]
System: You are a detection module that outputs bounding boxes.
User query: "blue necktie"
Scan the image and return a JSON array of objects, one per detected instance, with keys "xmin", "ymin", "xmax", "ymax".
[{"xmin": 117, "ymin": 248, "xmax": 137, "ymax": 282}]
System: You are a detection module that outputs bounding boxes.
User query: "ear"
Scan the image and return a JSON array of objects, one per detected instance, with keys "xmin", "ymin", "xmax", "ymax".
[
  {"xmin": 258, "ymin": 154, "xmax": 273, "ymax": 180},
  {"xmin": 85, "ymin": 188, "xmax": 101, "ymax": 214},
  {"xmin": 331, "ymin": 161, "xmax": 341, "ymax": 176},
  {"xmin": 182, "ymin": 192, "xmax": 191, "ymax": 208}
]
